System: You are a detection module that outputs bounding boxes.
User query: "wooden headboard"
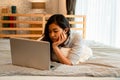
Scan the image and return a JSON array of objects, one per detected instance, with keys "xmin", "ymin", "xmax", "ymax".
[{"xmin": 0, "ymin": 14, "xmax": 86, "ymax": 39}]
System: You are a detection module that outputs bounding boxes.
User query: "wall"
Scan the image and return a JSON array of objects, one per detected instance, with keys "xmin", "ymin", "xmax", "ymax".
[
  {"xmin": 58, "ymin": 0, "xmax": 66, "ymax": 14},
  {"xmin": 46, "ymin": 0, "xmax": 59, "ymax": 14},
  {"xmin": 0, "ymin": 0, "xmax": 8, "ymax": 6},
  {"xmin": 0, "ymin": 0, "xmax": 31, "ymax": 14},
  {"xmin": 0, "ymin": 0, "xmax": 9, "ymax": 13},
  {"xmin": 0, "ymin": 0, "xmax": 66, "ymax": 33},
  {"xmin": 0, "ymin": 0, "xmax": 66, "ymax": 14},
  {"xmin": 10, "ymin": 0, "xmax": 31, "ymax": 14}
]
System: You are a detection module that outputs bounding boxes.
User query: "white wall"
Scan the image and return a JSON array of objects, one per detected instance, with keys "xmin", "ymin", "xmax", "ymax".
[
  {"xmin": 46, "ymin": 0, "xmax": 66, "ymax": 14},
  {"xmin": 46, "ymin": 0, "xmax": 59, "ymax": 14},
  {"xmin": 10, "ymin": 0, "xmax": 31, "ymax": 14},
  {"xmin": 58, "ymin": 0, "xmax": 66, "ymax": 14},
  {"xmin": 0, "ymin": 0, "xmax": 31, "ymax": 14},
  {"xmin": 0, "ymin": 0, "xmax": 66, "ymax": 14},
  {"xmin": 0, "ymin": 0, "xmax": 9, "ymax": 7},
  {"xmin": 0, "ymin": 0, "xmax": 9, "ymax": 13}
]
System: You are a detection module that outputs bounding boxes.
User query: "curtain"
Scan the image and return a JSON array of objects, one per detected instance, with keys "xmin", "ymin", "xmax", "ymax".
[
  {"xmin": 115, "ymin": 0, "xmax": 120, "ymax": 48},
  {"xmin": 66, "ymin": 0, "xmax": 76, "ymax": 27},
  {"xmin": 66, "ymin": 0, "xmax": 76, "ymax": 15},
  {"xmin": 75, "ymin": 0, "xmax": 120, "ymax": 48}
]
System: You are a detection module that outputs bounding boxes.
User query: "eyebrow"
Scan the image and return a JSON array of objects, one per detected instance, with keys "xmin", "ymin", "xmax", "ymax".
[
  {"xmin": 53, "ymin": 28, "xmax": 58, "ymax": 31},
  {"xmin": 49, "ymin": 28, "xmax": 59, "ymax": 31}
]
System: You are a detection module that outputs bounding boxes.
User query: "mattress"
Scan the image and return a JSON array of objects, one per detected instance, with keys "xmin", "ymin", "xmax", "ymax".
[{"xmin": 0, "ymin": 39, "xmax": 120, "ymax": 77}]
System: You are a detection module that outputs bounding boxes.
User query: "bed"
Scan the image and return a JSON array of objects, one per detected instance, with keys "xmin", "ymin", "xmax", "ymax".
[
  {"xmin": 0, "ymin": 14, "xmax": 120, "ymax": 79},
  {"xmin": 0, "ymin": 39, "xmax": 120, "ymax": 80}
]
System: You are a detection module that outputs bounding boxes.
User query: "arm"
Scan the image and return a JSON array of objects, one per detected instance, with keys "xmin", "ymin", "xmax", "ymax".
[
  {"xmin": 52, "ymin": 46, "xmax": 72, "ymax": 65},
  {"xmin": 52, "ymin": 32, "xmax": 72, "ymax": 65}
]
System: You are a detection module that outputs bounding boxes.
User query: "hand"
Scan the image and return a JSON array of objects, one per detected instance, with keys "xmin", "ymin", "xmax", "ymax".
[{"xmin": 52, "ymin": 32, "xmax": 67, "ymax": 47}]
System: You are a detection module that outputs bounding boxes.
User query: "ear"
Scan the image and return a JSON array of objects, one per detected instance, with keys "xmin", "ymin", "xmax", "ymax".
[{"xmin": 64, "ymin": 28, "xmax": 69, "ymax": 33}]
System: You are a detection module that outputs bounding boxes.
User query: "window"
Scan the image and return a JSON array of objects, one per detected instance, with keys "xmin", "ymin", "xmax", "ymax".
[{"xmin": 75, "ymin": 0, "xmax": 120, "ymax": 48}]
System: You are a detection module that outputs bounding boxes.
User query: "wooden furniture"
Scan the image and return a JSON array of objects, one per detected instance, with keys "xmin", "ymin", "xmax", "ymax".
[
  {"xmin": 32, "ymin": 2, "xmax": 46, "ymax": 9},
  {"xmin": 0, "ymin": 14, "xmax": 86, "ymax": 39}
]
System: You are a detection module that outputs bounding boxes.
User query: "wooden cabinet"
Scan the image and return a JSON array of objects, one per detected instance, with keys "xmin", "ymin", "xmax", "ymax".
[{"xmin": 30, "ymin": 24, "xmax": 43, "ymax": 39}]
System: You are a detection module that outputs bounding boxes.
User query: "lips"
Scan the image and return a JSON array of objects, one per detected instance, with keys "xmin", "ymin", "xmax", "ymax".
[{"xmin": 51, "ymin": 38, "xmax": 57, "ymax": 42}]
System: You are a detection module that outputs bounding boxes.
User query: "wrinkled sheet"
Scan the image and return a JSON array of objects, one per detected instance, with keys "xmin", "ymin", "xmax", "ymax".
[{"xmin": 0, "ymin": 39, "xmax": 120, "ymax": 77}]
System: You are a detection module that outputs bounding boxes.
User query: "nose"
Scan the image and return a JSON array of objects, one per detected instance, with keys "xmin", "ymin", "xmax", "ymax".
[{"xmin": 50, "ymin": 32, "xmax": 55, "ymax": 37}]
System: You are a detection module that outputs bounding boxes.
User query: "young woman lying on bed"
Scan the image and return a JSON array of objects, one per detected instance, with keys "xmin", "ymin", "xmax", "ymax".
[{"xmin": 37, "ymin": 14, "xmax": 93, "ymax": 65}]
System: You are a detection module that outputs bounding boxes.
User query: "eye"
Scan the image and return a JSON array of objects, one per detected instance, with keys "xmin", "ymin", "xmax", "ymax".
[
  {"xmin": 48, "ymin": 31, "xmax": 52, "ymax": 33},
  {"xmin": 54, "ymin": 30, "xmax": 59, "ymax": 33}
]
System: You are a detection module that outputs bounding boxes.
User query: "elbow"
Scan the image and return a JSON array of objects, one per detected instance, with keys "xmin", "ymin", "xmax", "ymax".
[
  {"xmin": 64, "ymin": 61, "xmax": 73, "ymax": 66},
  {"xmin": 68, "ymin": 63, "xmax": 73, "ymax": 66}
]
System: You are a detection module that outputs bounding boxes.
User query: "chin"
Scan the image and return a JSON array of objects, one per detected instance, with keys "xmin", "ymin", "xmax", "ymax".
[
  {"xmin": 52, "ymin": 40, "xmax": 57, "ymax": 42},
  {"xmin": 52, "ymin": 39, "xmax": 57, "ymax": 42}
]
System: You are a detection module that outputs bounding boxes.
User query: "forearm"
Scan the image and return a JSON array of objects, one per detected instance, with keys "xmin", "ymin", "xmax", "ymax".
[{"xmin": 52, "ymin": 46, "xmax": 72, "ymax": 65}]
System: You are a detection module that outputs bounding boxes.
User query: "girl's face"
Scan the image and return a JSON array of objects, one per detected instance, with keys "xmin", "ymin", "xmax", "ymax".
[{"xmin": 48, "ymin": 23, "xmax": 66, "ymax": 42}]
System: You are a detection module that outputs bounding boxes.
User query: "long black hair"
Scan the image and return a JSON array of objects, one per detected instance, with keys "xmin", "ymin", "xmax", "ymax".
[{"xmin": 42, "ymin": 14, "xmax": 71, "ymax": 43}]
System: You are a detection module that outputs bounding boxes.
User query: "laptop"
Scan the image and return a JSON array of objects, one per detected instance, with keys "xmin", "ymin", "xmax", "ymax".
[{"xmin": 10, "ymin": 38, "xmax": 51, "ymax": 70}]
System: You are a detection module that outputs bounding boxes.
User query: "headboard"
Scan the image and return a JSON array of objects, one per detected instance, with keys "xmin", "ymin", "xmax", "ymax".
[{"xmin": 0, "ymin": 14, "xmax": 86, "ymax": 39}]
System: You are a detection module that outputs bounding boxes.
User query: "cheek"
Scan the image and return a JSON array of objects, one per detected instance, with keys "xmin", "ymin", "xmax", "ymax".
[
  {"xmin": 49, "ymin": 32, "xmax": 61, "ymax": 42},
  {"xmin": 49, "ymin": 32, "xmax": 61, "ymax": 37},
  {"xmin": 56, "ymin": 32, "xmax": 62, "ymax": 38}
]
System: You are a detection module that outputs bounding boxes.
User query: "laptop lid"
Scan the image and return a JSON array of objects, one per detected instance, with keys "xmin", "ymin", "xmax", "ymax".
[{"xmin": 10, "ymin": 38, "xmax": 51, "ymax": 70}]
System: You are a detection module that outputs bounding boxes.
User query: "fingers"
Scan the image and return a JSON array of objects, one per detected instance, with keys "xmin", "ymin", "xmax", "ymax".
[
  {"xmin": 59, "ymin": 32, "xmax": 66, "ymax": 42},
  {"xmin": 53, "ymin": 32, "xmax": 67, "ymax": 47}
]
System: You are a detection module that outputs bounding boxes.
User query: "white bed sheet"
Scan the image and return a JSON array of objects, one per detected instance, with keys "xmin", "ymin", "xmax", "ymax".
[
  {"xmin": 0, "ymin": 39, "xmax": 120, "ymax": 78},
  {"xmin": 0, "ymin": 76, "xmax": 119, "ymax": 80}
]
